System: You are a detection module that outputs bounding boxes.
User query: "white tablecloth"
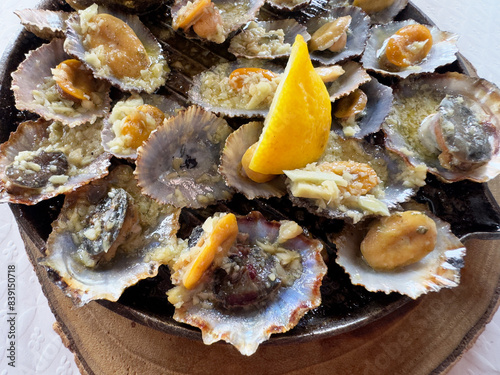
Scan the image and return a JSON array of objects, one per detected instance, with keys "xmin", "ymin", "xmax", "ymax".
[{"xmin": 0, "ymin": 0, "xmax": 499, "ymax": 374}]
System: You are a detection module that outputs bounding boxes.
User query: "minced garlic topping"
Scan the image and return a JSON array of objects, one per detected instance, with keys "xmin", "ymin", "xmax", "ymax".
[
  {"xmin": 199, "ymin": 63, "xmax": 281, "ymax": 110},
  {"xmin": 229, "ymin": 22, "xmax": 291, "ymax": 58}
]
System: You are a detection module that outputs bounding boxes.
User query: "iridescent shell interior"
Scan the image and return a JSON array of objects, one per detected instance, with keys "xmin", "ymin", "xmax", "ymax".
[
  {"xmin": 333, "ymin": 203, "xmax": 466, "ymax": 299},
  {"xmin": 168, "ymin": 211, "xmax": 327, "ymax": 355},
  {"xmin": 40, "ymin": 165, "xmax": 181, "ymax": 306},
  {"xmin": 383, "ymin": 72, "xmax": 500, "ymax": 182}
]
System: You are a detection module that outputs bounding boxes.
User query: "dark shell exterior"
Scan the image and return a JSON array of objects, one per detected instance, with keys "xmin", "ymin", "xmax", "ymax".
[
  {"xmin": 383, "ymin": 72, "xmax": 500, "ymax": 183},
  {"xmin": 64, "ymin": 5, "xmax": 169, "ymax": 93},
  {"xmin": 228, "ymin": 19, "xmax": 310, "ymax": 59},
  {"xmin": 11, "ymin": 38, "xmax": 111, "ymax": 127},
  {"xmin": 218, "ymin": 121, "xmax": 287, "ymax": 199},
  {"xmin": 135, "ymin": 105, "xmax": 233, "ymax": 208},
  {"xmin": 170, "ymin": 211, "xmax": 327, "ymax": 356},
  {"xmin": 0, "ymin": 119, "xmax": 111, "ymax": 205},
  {"xmin": 326, "ymin": 60, "xmax": 371, "ymax": 101},
  {"xmin": 361, "ymin": 19, "xmax": 459, "ymax": 79},
  {"xmin": 307, "ymin": 6, "xmax": 370, "ymax": 66},
  {"xmin": 101, "ymin": 93, "xmax": 183, "ymax": 160},
  {"xmin": 332, "ymin": 203, "xmax": 466, "ymax": 299},
  {"xmin": 15, "ymin": 9, "xmax": 70, "ymax": 39},
  {"xmin": 40, "ymin": 165, "xmax": 181, "ymax": 307},
  {"xmin": 331, "ymin": 75, "xmax": 393, "ymax": 139}
]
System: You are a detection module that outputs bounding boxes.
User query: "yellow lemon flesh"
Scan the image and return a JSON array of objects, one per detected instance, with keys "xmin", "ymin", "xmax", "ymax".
[
  {"xmin": 249, "ymin": 34, "xmax": 332, "ymax": 175},
  {"xmin": 182, "ymin": 213, "xmax": 238, "ymax": 290}
]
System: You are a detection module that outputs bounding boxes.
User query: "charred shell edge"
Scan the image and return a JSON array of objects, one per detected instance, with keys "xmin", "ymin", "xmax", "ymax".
[{"xmin": 265, "ymin": 0, "xmax": 312, "ymax": 12}]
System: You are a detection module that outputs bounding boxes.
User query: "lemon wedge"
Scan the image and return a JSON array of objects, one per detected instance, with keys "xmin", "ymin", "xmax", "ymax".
[{"xmin": 248, "ymin": 34, "xmax": 332, "ymax": 175}]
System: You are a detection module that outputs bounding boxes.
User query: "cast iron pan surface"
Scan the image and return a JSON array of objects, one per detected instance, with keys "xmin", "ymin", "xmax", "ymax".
[{"xmin": 1, "ymin": 0, "xmax": 500, "ymax": 344}]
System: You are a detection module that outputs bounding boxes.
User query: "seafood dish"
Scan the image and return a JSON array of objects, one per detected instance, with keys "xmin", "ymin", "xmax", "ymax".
[{"xmin": 2, "ymin": 0, "xmax": 500, "ymax": 357}]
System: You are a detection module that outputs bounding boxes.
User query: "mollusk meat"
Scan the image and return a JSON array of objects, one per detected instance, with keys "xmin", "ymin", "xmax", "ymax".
[
  {"xmin": 361, "ymin": 19, "xmax": 459, "ymax": 78},
  {"xmin": 188, "ymin": 59, "xmax": 283, "ymax": 118},
  {"xmin": 167, "ymin": 211, "xmax": 327, "ymax": 355},
  {"xmin": 331, "ymin": 75, "xmax": 393, "ymax": 139},
  {"xmin": 40, "ymin": 165, "xmax": 182, "ymax": 306},
  {"xmin": 102, "ymin": 93, "xmax": 183, "ymax": 159},
  {"xmin": 0, "ymin": 119, "xmax": 111, "ymax": 205},
  {"xmin": 306, "ymin": 6, "xmax": 370, "ymax": 66},
  {"xmin": 64, "ymin": 4, "xmax": 169, "ymax": 93},
  {"xmin": 333, "ymin": 203, "xmax": 466, "ymax": 299},
  {"xmin": 11, "ymin": 38, "xmax": 111, "ymax": 128},
  {"xmin": 171, "ymin": 0, "xmax": 265, "ymax": 44},
  {"xmin": 383, "ymin": 72, "xmax": 500, "ymax": 182},
  {"xmin": 135, "ymin": 105, "xmax": 233, "ymax": 208},
  {"xmin": 285, "ymin": 135, "xmax": 427, "ymax": 223}
]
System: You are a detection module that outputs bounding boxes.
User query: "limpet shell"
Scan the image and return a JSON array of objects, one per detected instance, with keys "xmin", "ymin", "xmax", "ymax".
[
  {"xmin": 330, "ymin": 0, "xmax": 409, "ymax": 25},
  {"xmin": 265, "ymin": 0, "xmax": 312, "ymax": 12},
  {"xmin": 383, "ymin": 72, "xmax": 500, "ymax": 182},
  {"xmin": 15, "ymin": 9, "xmax": 70, "ymax": 39},
  {"xmin": 287, "ymin": 136, "xmax": 427, "ymax": 223},
  {"xmin": 326, "ymin": 60, "xmax": 371, "ymax": 102},
  {"xmin": 307, "ymin": 6, "xmax": 370, "ymax": 66},
  {"xmin": 64, "ymin": 5, "xmax": 169, "ymax": 93},
  {"xmin": 188, "ymin": 59, "xmax": 283, "ymax": 118},
  {"xmin": 135, "ymin": 105, "xmax": 233, "ymax": 208},
  {"xmin": 219, "ymin": 121, "xmax": 287, "ymax": 199},
  {"xmin": 331, "ymin": 75, "xmax": 393, "ymax": 139},
  {"xmin": 101, "ymin": 93, "xmax": 183, "ymax": 160},
  {"xmin": 361, "ymin": 19, "xmax": 459, "ymax": 78},
  {"xmin": 171, "ymin": 0, "xmax": 266, "ymax": 44},
  {"xmin": 228, "ymin": 20, "xmax": 310, "ymax": 60},
  {"xmin": 332, "ymin": 203, "xmax": 466, "ymax": 299},
  {"xmin": 40, "ymin": 165, "xmax": 181, "ymax": 307},
  {"xmin": 0, "ymin": 119, "xmax": 111, "ymax": 205},
  {"xmin": 169, "ymin": 211, "xmax": 327, "ymax": 356},
  {"xmin": 11, "ymin": 38, "xmax": 111, "ymax": 128}
]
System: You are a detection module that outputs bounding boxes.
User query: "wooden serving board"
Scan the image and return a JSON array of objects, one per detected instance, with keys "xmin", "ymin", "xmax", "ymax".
[{"xmin": 18, "ymin": 178, "xmax": 500, "ymax": 375}]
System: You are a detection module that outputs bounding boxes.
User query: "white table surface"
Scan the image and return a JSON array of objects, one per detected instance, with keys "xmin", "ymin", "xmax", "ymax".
[{"xmin": 0, "ymin": 0, "xmax": 499, "ymax": 374}]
